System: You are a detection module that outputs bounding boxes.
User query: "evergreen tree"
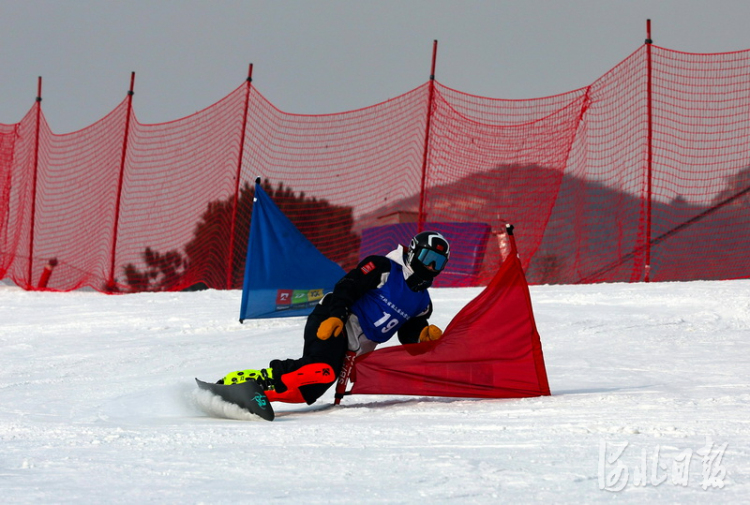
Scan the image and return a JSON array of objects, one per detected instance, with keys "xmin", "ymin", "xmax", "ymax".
[{"xmin": 123, "ymin": 179, "xmax": 359, "ymax": 292}]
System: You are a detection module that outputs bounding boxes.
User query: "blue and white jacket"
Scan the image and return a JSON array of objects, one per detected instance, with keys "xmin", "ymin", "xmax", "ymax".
[{"xmin": 326, "ymin": 246, "xmax": 432, "ymax": 354}]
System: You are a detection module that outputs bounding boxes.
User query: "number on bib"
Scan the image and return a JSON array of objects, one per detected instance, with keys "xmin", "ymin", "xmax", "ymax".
[{"xmin": 374, "ymin": 312, "xmax": 399, "ymax": 333}]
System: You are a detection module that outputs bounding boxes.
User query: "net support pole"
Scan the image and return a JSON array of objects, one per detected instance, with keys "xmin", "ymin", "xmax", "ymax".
[
  {"xmin": 108, "ymin": 72, "xmax": 135, "ymax": 291},
  {"xmin": 37, "ymin": 258, "xmax": 58, "ymax": 288},
  {"xmin": 27, "ymin": 77, "xmax": 43, "ymax": 287},
  {"xmin": 644, "ymin": 20, "xmax": 654, "ymax": 282},
  {"xmin": 226, "ymin": 63, "xmax": 254, "ymax": 290},
  {"xmin": 417, "ymin": 40, "xmax": 438, "ymax": 233}
]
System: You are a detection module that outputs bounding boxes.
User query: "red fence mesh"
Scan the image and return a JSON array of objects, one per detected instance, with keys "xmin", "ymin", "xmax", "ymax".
[{"xmin": 2, "ymin": 44, "xmax": 750, "ymax": 292}]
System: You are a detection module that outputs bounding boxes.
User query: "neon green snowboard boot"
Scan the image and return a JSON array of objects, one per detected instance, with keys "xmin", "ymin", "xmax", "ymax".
[{"xmin": 218, "ymin": 368, "xmax": 274, "ymax": 390}]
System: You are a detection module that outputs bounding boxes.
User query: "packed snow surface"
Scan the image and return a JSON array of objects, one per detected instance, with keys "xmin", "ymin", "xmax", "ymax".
[{"xmin": 1, "ymin": 279, "xmax": 748, "ymax": 503}]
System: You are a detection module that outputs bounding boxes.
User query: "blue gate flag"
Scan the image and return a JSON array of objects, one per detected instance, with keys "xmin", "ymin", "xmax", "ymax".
[{"xmin": 239, "ymin": 179, "xmax": 345, "ymax": 321}]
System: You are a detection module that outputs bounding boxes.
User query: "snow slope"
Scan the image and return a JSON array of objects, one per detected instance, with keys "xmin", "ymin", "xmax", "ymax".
[{"xmin": 1, "ymin": 279, "xmax": 748, "ymax": 503}]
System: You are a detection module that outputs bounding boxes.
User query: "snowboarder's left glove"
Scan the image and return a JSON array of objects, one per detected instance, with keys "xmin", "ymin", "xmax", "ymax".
[
  {"xmin": 317, "ymin": 317, "xmax": 344, "ymax": 340},
  {"xmin": 419, "ymin": 324, "xmax": 443, "ymax": 342}
]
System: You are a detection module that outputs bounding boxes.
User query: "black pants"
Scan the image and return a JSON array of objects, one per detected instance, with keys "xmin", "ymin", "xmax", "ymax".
[{"xmin": 270, "ymin": 300, "xmax": 348, "ymax": 404}]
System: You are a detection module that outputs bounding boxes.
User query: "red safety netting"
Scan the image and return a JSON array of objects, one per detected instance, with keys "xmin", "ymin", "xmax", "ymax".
[{"xmin": 2, "ymin": 43, "xmax": 750, "ymax": 292}]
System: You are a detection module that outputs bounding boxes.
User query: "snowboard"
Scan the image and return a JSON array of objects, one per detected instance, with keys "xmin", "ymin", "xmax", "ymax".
[{"xmin": 195, "ymin": 378, "xmax": 275, "ymax": 421}]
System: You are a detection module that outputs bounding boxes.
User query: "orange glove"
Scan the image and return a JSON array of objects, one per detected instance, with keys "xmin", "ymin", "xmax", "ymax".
[
  {"xmin": 419, "ymin": 324, "xmax": 443, "ymax": 343},
  {"xmin": 317, "ymin": 317, "xmax": 344, "ymax": 340}
]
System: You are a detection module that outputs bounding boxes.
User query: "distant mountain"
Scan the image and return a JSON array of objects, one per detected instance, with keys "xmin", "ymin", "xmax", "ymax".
[{"xmin": 354, "ymin": 164, "xmax": 750, "ymax": 284}]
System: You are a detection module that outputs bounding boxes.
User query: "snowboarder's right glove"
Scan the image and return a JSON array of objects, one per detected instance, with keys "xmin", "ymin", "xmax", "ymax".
[{"xmin": 317, "ymin": 317, "xmax": 344, "ymax": 340}]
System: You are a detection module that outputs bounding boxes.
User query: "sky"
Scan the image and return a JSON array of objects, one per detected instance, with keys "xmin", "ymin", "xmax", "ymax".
[{"xmin": 3, "ymin": 1, "xmax": 750, "ymax": 133}]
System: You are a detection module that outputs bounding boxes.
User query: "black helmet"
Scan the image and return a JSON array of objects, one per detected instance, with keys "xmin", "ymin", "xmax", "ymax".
[{"xmin": 404, "ymin": 231, "xmax": 450, "ymax": 290}]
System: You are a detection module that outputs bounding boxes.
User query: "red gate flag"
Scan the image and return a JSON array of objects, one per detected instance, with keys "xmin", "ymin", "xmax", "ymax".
[{"xmin": 349, "ymin": 225, "xmax": 550, "ymax": 399}]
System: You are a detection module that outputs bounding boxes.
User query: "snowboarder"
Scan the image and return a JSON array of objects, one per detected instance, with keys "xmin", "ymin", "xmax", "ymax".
[{"xmin": 219, "ymin": 231, "xmax": 451, "ymax": 405}]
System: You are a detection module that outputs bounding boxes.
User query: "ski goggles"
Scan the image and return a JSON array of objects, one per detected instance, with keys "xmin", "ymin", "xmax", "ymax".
[{"xmin": 416, "ymin": 248, "xmax": 449, "ymax": 272}]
